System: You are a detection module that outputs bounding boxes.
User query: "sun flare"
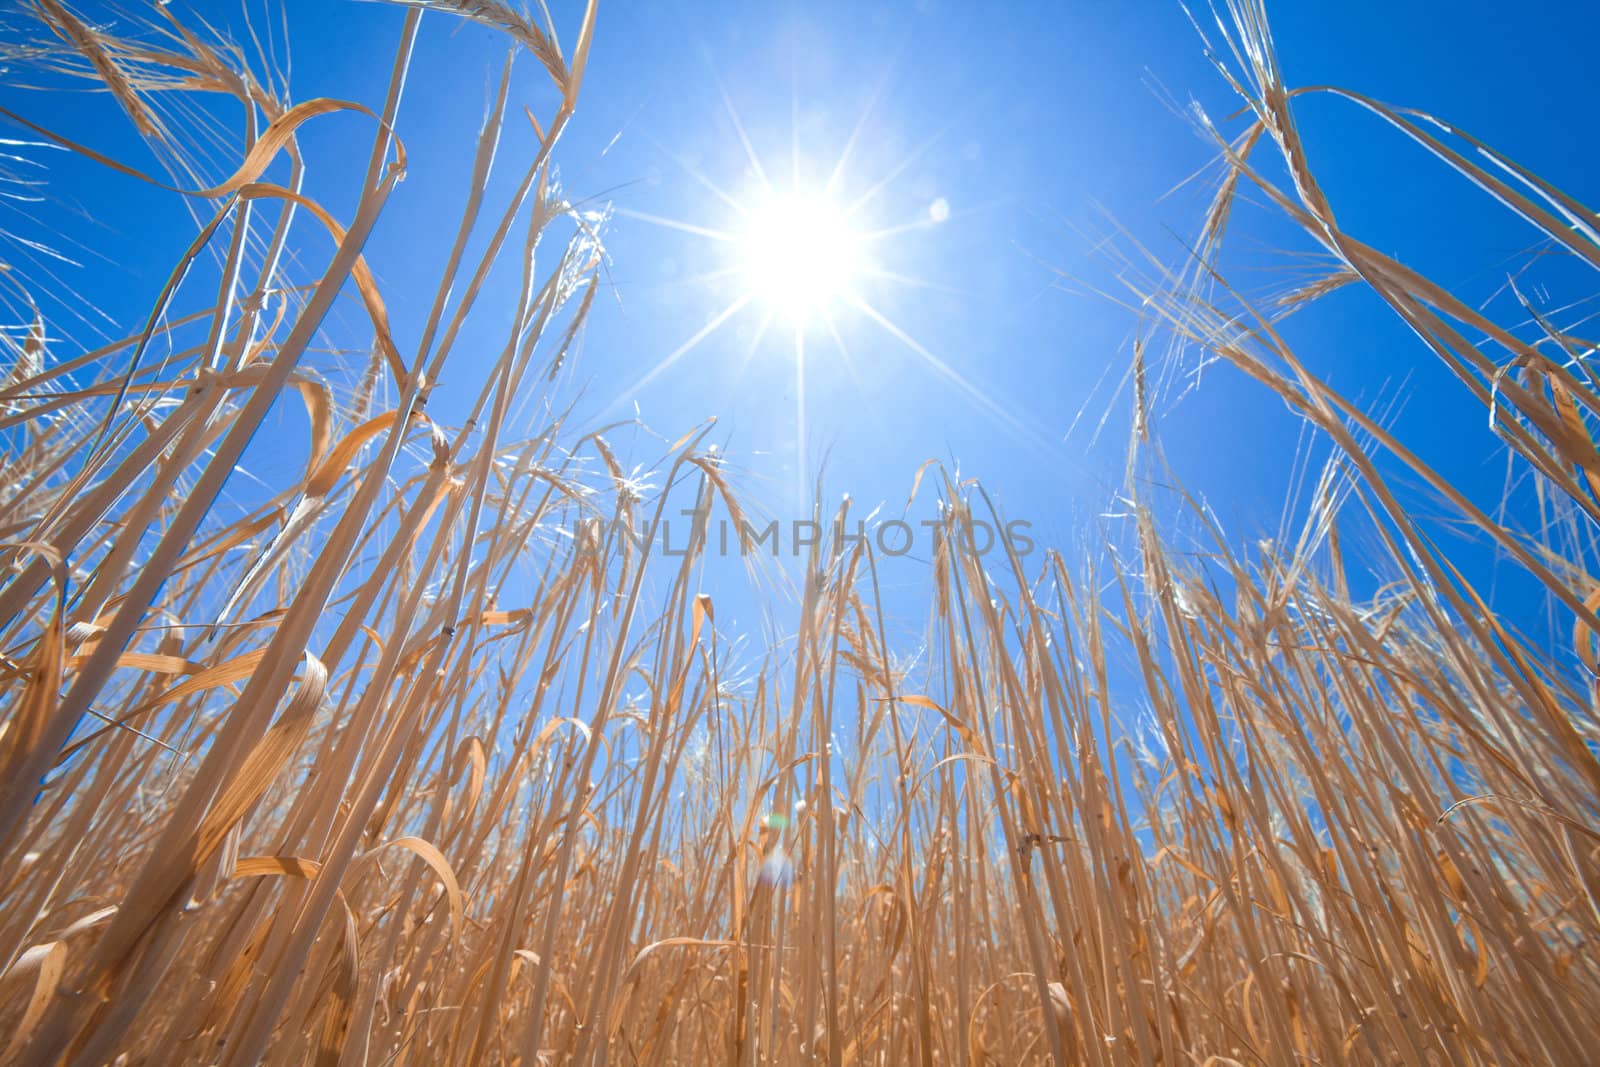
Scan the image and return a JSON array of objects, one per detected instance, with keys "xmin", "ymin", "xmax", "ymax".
[
  {"xmin": 605, "ymin": 99, "xmax": 1039, "ymax": 492},
  {"xmin": 736, "ymin": 191, "xmax": 865, "ymax": 326}
]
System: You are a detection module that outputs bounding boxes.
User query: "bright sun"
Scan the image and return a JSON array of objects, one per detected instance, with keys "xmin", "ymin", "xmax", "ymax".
[
  {"xmin": 736, "ymin": 191, "xmax": 866, "ymax": 326},
  {"xmin": 607, "ymin": 91, "xmax": 1043, "ymax": 506}
]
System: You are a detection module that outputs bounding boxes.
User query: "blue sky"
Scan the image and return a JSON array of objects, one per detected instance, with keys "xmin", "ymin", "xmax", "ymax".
[{"xmin": 6, "ymin": 0, "xmax": 1597, "ymax": 662}]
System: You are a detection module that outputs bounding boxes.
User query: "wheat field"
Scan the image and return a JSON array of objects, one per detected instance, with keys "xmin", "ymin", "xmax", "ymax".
[{"xmin": 1, "ymin": 1, "xmax": 1598, "ymax": 1064}]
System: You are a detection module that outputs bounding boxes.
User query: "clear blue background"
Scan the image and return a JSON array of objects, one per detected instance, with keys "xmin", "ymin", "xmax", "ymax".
[{"xmin": 6, "ymin": 0, "xmax": 1597, "ymax": 662}]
